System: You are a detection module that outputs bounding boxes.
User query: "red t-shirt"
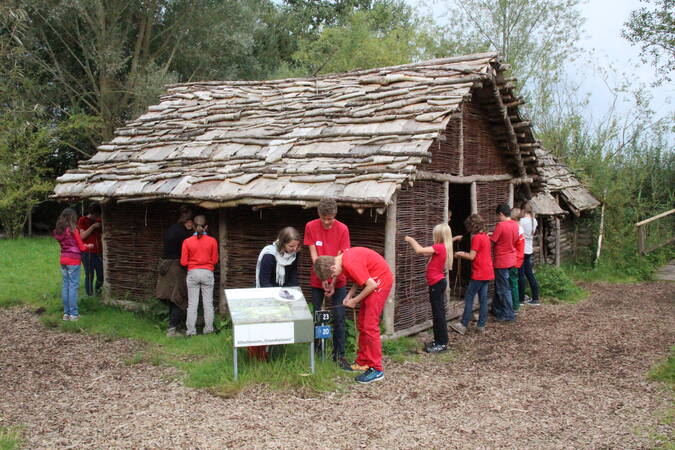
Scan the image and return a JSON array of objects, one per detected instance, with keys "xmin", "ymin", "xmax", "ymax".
[
  {"xmin": 341, "ymin": 247, "xmax": 393, "ymax": 293},
  {"xmin": 180, "ymin": 235, "xmax": 219, "ymax": 271},
  {"xmin": 426, "ymin": 243, "xmax": 447, "ymax": 286},
  {"xmin": 490, "ymin": 220, "xmax": 519, "ymax": 269},
  {"xmin": 304, "ymin": 219, "xmax": 350, "ymax": 288},
  {"xmin": 471, "ymin": 233, "xmax": 494, "ymax": 280},
  {"xmin": 515, "ymin": 225, "xmax": 525, "ymax": 268},
  {"xmin": 77, "ymin": 216, "xmax": 102, "ymax": 254}
]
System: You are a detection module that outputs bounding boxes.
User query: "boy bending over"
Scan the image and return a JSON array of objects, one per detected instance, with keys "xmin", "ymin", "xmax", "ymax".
[{"xmin": 314, "ymin": 248, "xmax": 393, "ymax": 384}]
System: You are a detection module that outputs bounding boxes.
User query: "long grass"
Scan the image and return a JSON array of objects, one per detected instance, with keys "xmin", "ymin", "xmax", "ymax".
[
  {"xmin": 0, "ymin": 237, "xmax": 423, "ymax": 394},
  {"xmin": 0, "ymin": 425, "xmax": 22, "ymax": 450}
]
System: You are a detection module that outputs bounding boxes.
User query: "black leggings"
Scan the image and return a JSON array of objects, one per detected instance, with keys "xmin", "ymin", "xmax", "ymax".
[
  {"xmin": 518, "ymin": 254, "xmax": 540, "ymax": 302},
  {"xmin": 429, "ymin": 279, "xmax": 448, "ymax": 345}
]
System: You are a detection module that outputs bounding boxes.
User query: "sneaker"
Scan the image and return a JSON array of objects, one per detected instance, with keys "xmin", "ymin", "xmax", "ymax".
[
  {"xmin": 69, "ymin": 315, "xmax": 80, "ymax": 321},
  {"xmin": 355, "ymin": 368, "xmax": 384, "ymax": 384},
  {"xmin": 425, "ymin": 343, "xmax": 448, "ymax": 353},
  {"xmin": 62, "ymin": 314, "xmax": 70, "ymax": 321},
  {"xmin": 472, "ymin": 313, "xmax": 479, "ymax": 322},
  {"xmin": 495, "ymin": 316, "xmax": 515, "ymax": 323},
  {"xmin": 345, "ymin": 362, "xmax": 369, "ymax": 372},
  {"xmin": 449, "ymin": 321, "xmax": 467, "ymax": 335},
  {"xmin": 336, "ymin": 357, "xmax": 353, "ymax": 371},
  {"xmin": 166, "ymin": 327, "xmax": 184, "ymax": 337},
  {"xmin": 423, "ymin": 341, "xmax": 436, "ymax": 351},
  {"xmin": 476, "ymin": 326, "xmax": 486, "ymax": 334},
  {"xmin": 527, "ymin": 299, "xmax": 541, "ymax": 306},
  {"xmin": 523, "ymin": 295, "xmax": 532, "ymax": 303}
]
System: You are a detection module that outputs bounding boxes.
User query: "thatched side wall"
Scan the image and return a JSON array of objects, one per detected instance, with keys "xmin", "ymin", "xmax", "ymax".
[
  {"xmin": 394, "ymin": 181, "xmax": 446, "ymax": 332},
  {"xmin": 421, "ymin": 117, "xmax": 462, "ymax": 175},
  {"xmin": 224, "ymin": 205, "xmax": 385, "ymax": 299},
  {"xmin": 102, "ymin": 201, "xmax": 220, "ymax": 303},
  {"xmin": 462, "ymin": 97, "xmax": 512, "ymax": 176}
]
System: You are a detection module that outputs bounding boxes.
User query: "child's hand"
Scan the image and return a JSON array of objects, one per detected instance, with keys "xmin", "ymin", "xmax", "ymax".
[
  {"xmin": 343, "ymin": 295, "xmax": 357, "ymax": 308},
  {"xmin": 404, "ymin": 236, "xmax": 413, "ymax": 243},
  {"xmin": 455, "ymin": 251, "xmax": 465, "ymax": 258},
  {"xmin": 87, "ymin": 243, "xmax": 94, "ymax": 249}
]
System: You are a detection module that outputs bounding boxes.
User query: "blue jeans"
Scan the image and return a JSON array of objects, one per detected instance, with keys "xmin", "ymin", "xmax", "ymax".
[
  {"xmin": 492, "ymin": 268, "xmax": 515, "ymax": 321},
  {"xmin": 518, "ymin": 254, "xmax": 540, "ymax": 302},
  {"xmin": 461, "ymin": 280, "xmax": 490, "ymax": 327},
  {"xmin": 312, "ymin": 286, "xmax": 347, "ymax": 359},
  {"xmin": 61, "ymin": 264, "xmax": 81, "ymax": 316},
  {"xmin": 81, "ymin": 252, "xmax": 103, "ymax": 296}
]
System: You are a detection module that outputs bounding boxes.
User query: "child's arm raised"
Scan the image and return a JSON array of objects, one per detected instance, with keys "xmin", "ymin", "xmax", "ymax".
[{"xmin": 404, "ymin": 236, "xmax": 436, "ymax": 256}]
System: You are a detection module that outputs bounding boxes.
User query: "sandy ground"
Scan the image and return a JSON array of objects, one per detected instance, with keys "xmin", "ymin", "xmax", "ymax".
[{"xmin": 1, "ymin": 281, "xmax": 673, "ymax": 449}]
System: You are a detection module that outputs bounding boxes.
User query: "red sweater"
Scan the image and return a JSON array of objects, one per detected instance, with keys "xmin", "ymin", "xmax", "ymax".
[{"xmin": 180, "ymin": 234, "xmax": 218, "ymax": 271}]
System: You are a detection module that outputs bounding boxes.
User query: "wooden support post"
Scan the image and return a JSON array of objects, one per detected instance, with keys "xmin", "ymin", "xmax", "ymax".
[
  {"xmin": 554, "ymin": 217, "xmax": 561, "ymax": 267},
  {"xmin": 383, "ymin": 194, "xmax": 397, "ymax": 336},
  {"xmin": 470, "ymin": 182, "xmax": 477, "ymax": 214},
  {"xmin": 443, "ymin": 181, "xmax": 450, "ymax": 223},
  {"xmin": 218, "ymin": 208, "xmax": 229, "ymax": 314},
  {"xmin": 458, "ymin": 107, "xmax": 464, "ymax": 176},
  {"xmin": 508, "ymin": 183, "xmax": 514, "ymax": 208},
  {"xmin": 101, "ymin": 203, "xmax": 111, "ymax": 302}
]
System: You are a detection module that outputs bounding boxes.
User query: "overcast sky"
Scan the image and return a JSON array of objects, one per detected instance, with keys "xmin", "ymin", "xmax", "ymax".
[{"xmin": 413, "ymin": 0, "xmax": 673, "ymax": 121}]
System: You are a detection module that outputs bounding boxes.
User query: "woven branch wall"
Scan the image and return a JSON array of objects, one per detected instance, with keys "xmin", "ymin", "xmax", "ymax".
[
  {"xmin": 462, "ymin": 97, "xmax": 512, "ymax": 176},
  {"xmin": 225, "ymin": 205, "xmax": 385, "ymax": 299},
  {"xmin": 103, "ymin": 202, "xmax": 220, "ymax": 303},
  {"xmin": 394, "ymin": 181, "xmax": 446, "ymax": 332},
  {"xmin": 421, "ymin": 117, "xmax": 461, "ymax": 174},
  {"xmin": 476, "ymin": 180, "xmax": 510, "ymax": 231}
]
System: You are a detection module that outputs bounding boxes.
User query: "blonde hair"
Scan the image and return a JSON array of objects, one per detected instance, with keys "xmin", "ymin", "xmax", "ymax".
[
  {"xmin": 510, "ymin": 208, "xmax": 521, "ymax": 220},
  {"xmin": 432, "ymin": 223, "xmax": 453, "ymax": 271},
  {"xmin": 313, "ymin": 255, "xmax": 335, "ymax": 280}
]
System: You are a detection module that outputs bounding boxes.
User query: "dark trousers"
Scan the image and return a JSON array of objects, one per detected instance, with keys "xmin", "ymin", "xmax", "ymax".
[
  {"xmin": 429, "ymin": 279, "xmax": 448, "ymax": 345},
  {"xmin": 460, "ymin": 279, "xmax": 489, "ymax": 327},
  {"xmin": 81, "ymin": 252, "xmax": 103, "ymax": 296},
  {"xmin": 518, "ymin": 254, "xmax": 540, "ymax": 302},
  {"xmin": 311, "ymin": 286, "xmax": 347, "ymax": 359},
  {"xmin": 492, "ymin": 268, "xmax": 516, "ymax": 321},
  {"xmin": 168, "ymin": 301, "xmax": 186, "ymax": 329}
]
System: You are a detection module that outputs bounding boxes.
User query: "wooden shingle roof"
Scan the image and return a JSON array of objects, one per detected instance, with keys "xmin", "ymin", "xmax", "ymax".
[{"xmin": 54, "ymin": 52, "xmax": 521, "ymax": 208}]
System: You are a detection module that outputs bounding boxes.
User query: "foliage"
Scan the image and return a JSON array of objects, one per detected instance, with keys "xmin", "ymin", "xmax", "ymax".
[
  {"xmin": 0, "ymin": 425, "xmax": 22, "ymax": 450},
  {"xmin": 433, "ymin": 0, "xmax": 584, "ymax": 95},
  {"xmin": 283, "ymin": 1, "xmax": 423, "ymax": 76},
  {"xmin": 622, "ymin": 0, "xmax": 675, "ymax": 84},
  {"xmin": 565, "ymin": 246, "xmax": 674, "ymax": 283},
  {"xmin": 649, "ymin": 346, "xmax": 675, "ymax": 386},
  {"xmin": 536, "ymin": 265, "xmax": 586, "ymax": 303}
]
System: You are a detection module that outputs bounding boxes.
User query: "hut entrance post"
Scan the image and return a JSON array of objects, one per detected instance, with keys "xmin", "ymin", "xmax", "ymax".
[
  {"xmin": 383, "ymin": 196, "xmax": 397, "ymax": 336},
  {"xmin": 218, "ymin": 209, "xmax": 228, "ymax": 314}
]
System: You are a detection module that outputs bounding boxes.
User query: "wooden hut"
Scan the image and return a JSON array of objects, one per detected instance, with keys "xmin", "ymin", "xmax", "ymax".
[
  {"xmin": 529, "ymin": 148, "xmax": 600, "ymax": 265},
  {"xmin": 53, "ymin": 52, "xmax": 597, "ymax": 337}
]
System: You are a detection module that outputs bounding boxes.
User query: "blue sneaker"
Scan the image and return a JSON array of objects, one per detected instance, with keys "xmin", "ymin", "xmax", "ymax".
[{"xmin": 355, "ymin": 368, "xmax": 384, "ymax": 384}]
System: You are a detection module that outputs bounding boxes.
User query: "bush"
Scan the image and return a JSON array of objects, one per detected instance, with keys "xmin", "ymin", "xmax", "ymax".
[{"xmin": 536, "ymin": 265, "xmax": 586, "ymax": 303}]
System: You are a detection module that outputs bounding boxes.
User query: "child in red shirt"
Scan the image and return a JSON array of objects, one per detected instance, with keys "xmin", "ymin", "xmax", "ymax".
[
  {"xmin": 404, "ymin": 223, "xmax": 455, "ymax": 353},
  {"xmin": 314, "ymin": 247, "xmax": 393, "ymax": 384},
  {"xmin": 451, "ymin": 214, "xmax": 494, "ymax": 334},
  {"xmin": 181, "ymin": 214, "xmax": 219, "ymax": 336},
  {"xmin": 510, "ymin": 208, "xmax": 525, "ymax": 311},
  {"xmin": 490, "ymin": 203, "xmax": 520, "ymax": 322},
  {"xmin": 53, "ymin": 208, "xmax": 93, "ymax": 321},
  {"xmin": 304, "ymin": 198, "xmax": 351, "ymax": 367}
]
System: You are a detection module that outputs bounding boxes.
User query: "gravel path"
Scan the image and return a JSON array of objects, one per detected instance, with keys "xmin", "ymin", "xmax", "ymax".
[{"xmin": 1, "ymin": 281, "xmax": 673, "ymax": 449}]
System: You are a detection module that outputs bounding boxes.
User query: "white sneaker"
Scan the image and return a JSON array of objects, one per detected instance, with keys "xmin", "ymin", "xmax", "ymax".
[
  {"xmin": 69, "ymin": 315, "xmax": 80, "ymax": 321},
  {"xmin": 450, "ymin": 321, "xmax": 467, "ymax": 335},
  {"xmin": 62, "ymin": 314, "xmax": 70, "ymax": 321}
]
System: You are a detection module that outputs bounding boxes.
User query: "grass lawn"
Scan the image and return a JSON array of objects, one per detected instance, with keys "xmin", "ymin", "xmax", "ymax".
[
  {"xmin": 0, "ymin": 425, "xmax": 22, "ymax": 450},
  {"xmin": 0, "ymin": 237, "xmax": 420, "ymax": 395}
]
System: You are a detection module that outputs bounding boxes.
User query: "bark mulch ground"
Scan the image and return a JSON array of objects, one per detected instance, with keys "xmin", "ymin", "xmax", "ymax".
[{"xmin": 1, "ymin": 281, "xmax": 673, "ymax": 449}]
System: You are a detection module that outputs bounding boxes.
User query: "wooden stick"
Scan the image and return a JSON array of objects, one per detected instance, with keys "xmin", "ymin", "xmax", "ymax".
[{"xmin": 383, "ymin": 193, "xmax": 397, "ymax": 336}]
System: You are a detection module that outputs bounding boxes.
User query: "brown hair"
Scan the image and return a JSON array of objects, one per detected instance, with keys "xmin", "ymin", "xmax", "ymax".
[
  {"xmin": 464, "ymin": 214, "xmax": 486, "ymax": 234},
  {"xmin": 317, "ymin": 198, "xmax": 337, "ymax": 216},
  {"xmin": 314, "ymin": 255, "xmax": 335, "ymax": 280},
  {"xmin": 275, "ymin": 226, "xmax": 301, "ymax": 252},
  {"xmin": 55, "ymin": 208, "xmax": 78, "ymax": 234},
  {"xmin": 510, "ymin": 207, "xmax": 521, "ymax": 220}
]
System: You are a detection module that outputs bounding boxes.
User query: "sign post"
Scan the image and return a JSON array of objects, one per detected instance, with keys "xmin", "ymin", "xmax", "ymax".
[{"xmin": 225, "ymin": 287, "xmax": 314, "ymax": 380}]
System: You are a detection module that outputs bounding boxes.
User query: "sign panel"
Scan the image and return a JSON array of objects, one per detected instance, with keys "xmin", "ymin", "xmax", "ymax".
[
  {"xmin": 225, "ymin": 287, "xmax": 313, "ymax": 346},
  {"xmin": 234, "ymin": 322, "xmax": 295, "ymax": 347}
]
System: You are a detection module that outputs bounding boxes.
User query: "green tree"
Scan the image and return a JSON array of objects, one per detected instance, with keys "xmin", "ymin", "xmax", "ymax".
[
  {"xmin": 432, "ymin": 0, "xmax": 584, "ymax": 94},
  {"xmin": 622, "ymin": 0, "xmax": 675, "ymax": 83}
]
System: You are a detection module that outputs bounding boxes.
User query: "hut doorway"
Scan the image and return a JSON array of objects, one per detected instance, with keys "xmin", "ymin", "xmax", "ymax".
[{"xmin": 448, "ymin": 183, "xmax": 472, "ymax": 298}]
